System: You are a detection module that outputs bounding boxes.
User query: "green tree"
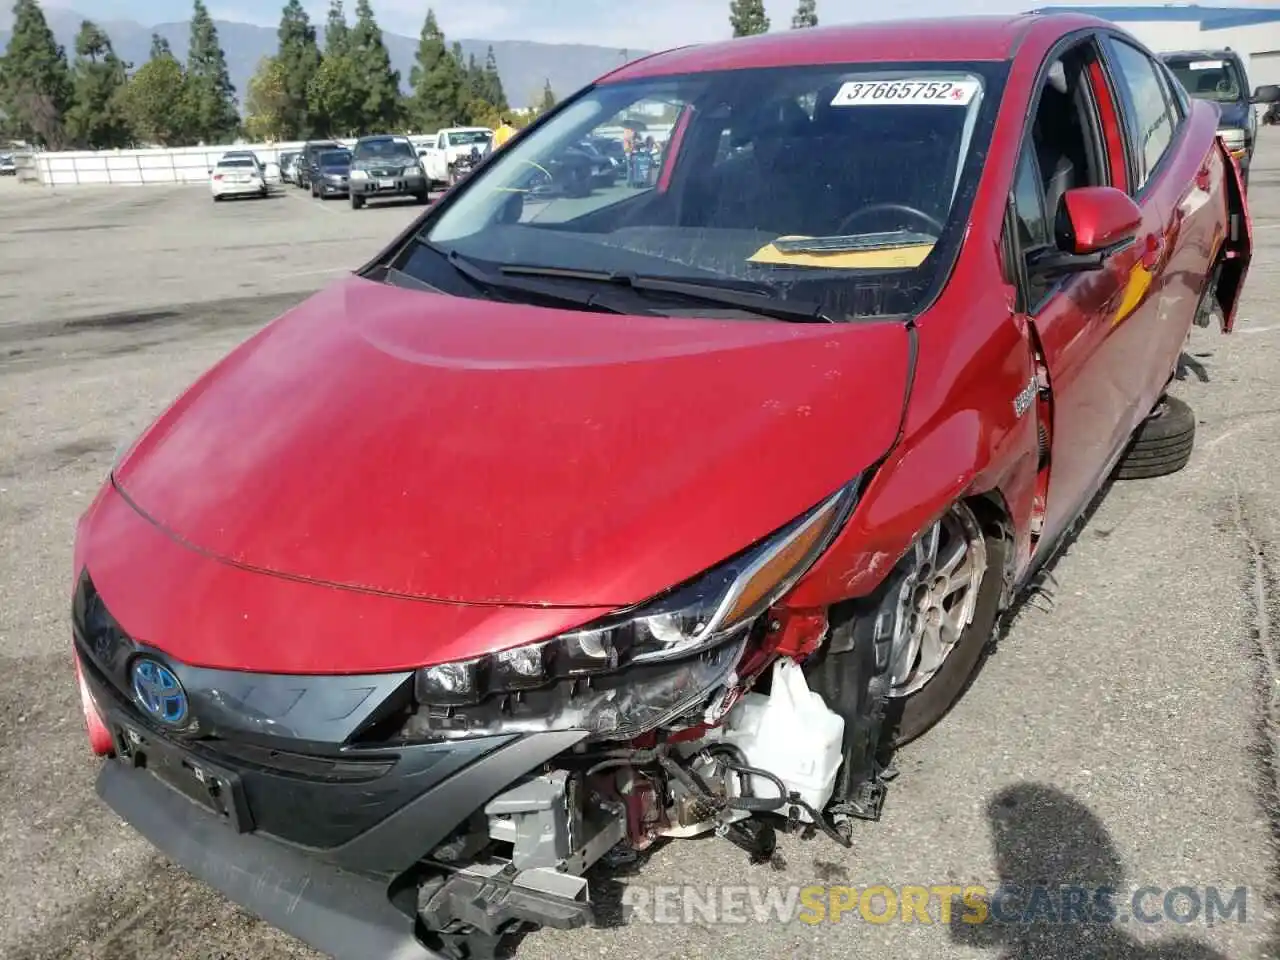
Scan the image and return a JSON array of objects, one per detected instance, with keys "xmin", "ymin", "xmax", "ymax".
[
  {"xmin": 244, "ymin": 54, "xmax": 290, "ymax": 140},
  {"xmin": 184, "ymin": 0, "xmax": 239, "ymax": 142},
  {"xmin": 149, "ymin": 33, "xmax": 172, "ymax": 58},
  {"xmin": 65, "ymin": 20, "xmax": 131, "ymax": 148},
  {"xmin": 323, "ymin": 0, "xmax": 349, "ymax": 56},
  {"xmin": 407, "ymin": 8, "xmax": 462, "ymax": 133},
  {"xmin": 729, "ymin": 0, "xmax": 770, "ymax": 37},
  {"xmin": 307, "ymin": 52, "xmax": 362, "ymax": 136},
  {"xmin": 117, "ymin": 47, "xmax": 189, "ymax": 145},
  {"xmin": 538, "ymin": 78, "xmax": 556, "ymax": 114},
  {"xmin": 481, "ymin": 45, "xmax": 508, "ymax": 113},
  {"xmin": 276, "ymin": 0, "xmax": 321, "ymax": 138},
  {"xmin": 348, "ymin": 0, "xmax": 400, "ymax": 132},
  {"xmin": 791, "ymin": 0, "xmax": 817, "ymax": 28},
  {"xmin": 0, "ymin": 0, "xmax": 73, "ymax": 147}
]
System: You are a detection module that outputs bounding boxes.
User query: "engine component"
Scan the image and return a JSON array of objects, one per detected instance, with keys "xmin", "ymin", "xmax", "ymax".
[{"xmin": 702, "ymin": 657, "xmax": 845, "ymax": 822}]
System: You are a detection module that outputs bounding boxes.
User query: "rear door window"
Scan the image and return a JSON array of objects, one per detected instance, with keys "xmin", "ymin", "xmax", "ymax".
[{"xmin": 1104, "ymin": 39, "xmax": 1177, "ymax": 190}]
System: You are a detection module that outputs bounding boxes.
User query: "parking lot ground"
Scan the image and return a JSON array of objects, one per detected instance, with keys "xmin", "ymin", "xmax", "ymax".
[{"xmin": 3, "ymin": 135, "xmax": 1280, "ymax": 960}]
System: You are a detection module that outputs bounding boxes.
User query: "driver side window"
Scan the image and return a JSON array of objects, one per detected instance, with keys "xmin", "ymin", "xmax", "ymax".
[{"xmin": 1010, "ymin": 42, "xmax": 1111, "ymax": 310}]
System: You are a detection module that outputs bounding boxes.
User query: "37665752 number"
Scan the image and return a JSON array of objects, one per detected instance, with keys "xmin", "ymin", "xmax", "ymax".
[{"xmin": 829, "ymin": 78, "xmax": 981, "ymax": 107}]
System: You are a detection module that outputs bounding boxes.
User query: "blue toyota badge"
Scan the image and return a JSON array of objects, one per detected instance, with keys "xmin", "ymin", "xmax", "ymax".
[{"xmin": 131, "ymin": 658, "xmax": 188, "ymax": 726}]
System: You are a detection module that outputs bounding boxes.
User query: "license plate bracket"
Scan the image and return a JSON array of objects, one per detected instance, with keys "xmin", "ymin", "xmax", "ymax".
[{"xmin": 111, "ymin": 722, "xmax": 253, "ymax": 833}]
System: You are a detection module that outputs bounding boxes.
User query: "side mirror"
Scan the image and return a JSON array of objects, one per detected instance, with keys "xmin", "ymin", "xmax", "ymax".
[
  {"xmin": 1058, "ymin": 186, "xmax": 1143, "ymax": 254},
  {"xmin": 1028, "ymin": 186, "xmax": 1142, "ymax": 278},
  {"xmin": 1251, "ymin": 84, "xmax": 1280, "ymax": 104}
]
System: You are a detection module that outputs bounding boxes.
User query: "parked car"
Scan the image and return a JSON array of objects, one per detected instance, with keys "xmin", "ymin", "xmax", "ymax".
[
  {"xmin": 74, "ymin": 13, "xmax": 1258, "ymax": 960},
  {"xmin": 219, "ymin": 150, "xmax": 263, "ymax": 173},
  {"xmin": 278, "ymin": 151, "xmax": 300, "ymax": 184},
  {"xmin": 418, "ymin": 126, "xmax": 494, "ymax": 187},
  {"xmin": 1263, "ymin": 102, "xmax": 1280, "ymax": 126},
  {"xmin": 348, "ymin": 134, "xmax": 429, "ymax": 209},
  {"xmin": 310, "ymin": 148, "xmax": 352, "ymax": 199},
  {"xmin": 296, "ymin": 139, "xmax": 341, "ymax": 191},
  {"xmin": 1159, "ymin": 48, "xmax": 1278, "ymax": 189},
  {"xmin": 208, "ymin": 155, "xmax": 266, "ymax": 201},
  {"xmin": 0, "ymin": 153, "xmax": 15, "ymax": 176}
]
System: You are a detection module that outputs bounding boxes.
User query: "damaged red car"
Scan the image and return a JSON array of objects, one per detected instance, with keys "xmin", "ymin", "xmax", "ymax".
[{"xmin": 71, "ymin": 12, "xmax": 1259, "ymax": 960}]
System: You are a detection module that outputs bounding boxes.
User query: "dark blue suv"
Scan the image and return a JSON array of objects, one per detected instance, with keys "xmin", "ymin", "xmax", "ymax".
[{"xmin": 1160, "ymin": 49, "xmax": 1280, "ymax": 189}]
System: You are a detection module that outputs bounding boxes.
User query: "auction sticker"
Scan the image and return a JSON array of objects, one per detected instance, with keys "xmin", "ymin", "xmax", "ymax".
[
  {"xmin": 1189, "ymin": 60, "xmax": 1225, "ymax": 70},
  {"xmin": 830, "ymin": 78, "xmax": 981, "ymax": 107}
]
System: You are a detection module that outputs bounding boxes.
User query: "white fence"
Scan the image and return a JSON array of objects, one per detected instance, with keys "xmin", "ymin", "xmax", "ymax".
[
  {"xmin": 28, "ymin": 140, "xmax": 357, "ymax": 187},
  {"xmin": 25, "ymin": 124, "xmax": 675, "ymax": 188}
]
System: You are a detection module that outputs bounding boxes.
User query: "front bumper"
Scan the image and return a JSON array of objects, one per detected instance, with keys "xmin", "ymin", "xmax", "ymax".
[
  {"xmin": 352, "ymin": 172, "xmax": 428, "ymax": 197},
  {"xmin": 89, "ymin": 676, "xmax": 588, "ymax": 959},
  {"xmin": 318, "ymin": 177, "xmax": 349, "ymax": 195},
  {"xmin": 99, "ymin": 759, "xmax": 443, "ymax": 959}
]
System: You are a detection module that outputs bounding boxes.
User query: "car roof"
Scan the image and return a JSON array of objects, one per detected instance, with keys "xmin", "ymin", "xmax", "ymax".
[
  {"xmin": 357, "ymin": 135, "xmax": 411, "ymax": 143},
  {"xmin": 600, "ymin": 13, "xmax": 1106, "ymax": 81}
]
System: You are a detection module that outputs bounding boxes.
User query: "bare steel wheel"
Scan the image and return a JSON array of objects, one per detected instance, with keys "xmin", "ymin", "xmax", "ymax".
[{"xmin": 883, "ymin": 500, "xmax": 1006, "ymax": 745}]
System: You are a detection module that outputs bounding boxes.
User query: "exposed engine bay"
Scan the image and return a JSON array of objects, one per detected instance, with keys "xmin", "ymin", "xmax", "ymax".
[{"xmin": 415, "ymin": 603, "xmax": 898, "ymax": 960}]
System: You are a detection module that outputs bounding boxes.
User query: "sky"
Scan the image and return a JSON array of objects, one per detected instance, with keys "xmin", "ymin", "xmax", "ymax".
[{"xmin": 44, "ymin": 0, "xmax": 1280, "ymax": 49}]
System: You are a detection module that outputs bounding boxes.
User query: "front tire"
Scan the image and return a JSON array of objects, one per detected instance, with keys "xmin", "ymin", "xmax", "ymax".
[
  {"xmin": 350, "ymin": 193, "xmax": 365, "ymax": 210},
  {"xmin": 1115, "ymin": 395, "xmax": 1195, "ymax": 480},
  {"xmin": 881, "ymin": 500, "xmax": 1007, "ymax": 745}
]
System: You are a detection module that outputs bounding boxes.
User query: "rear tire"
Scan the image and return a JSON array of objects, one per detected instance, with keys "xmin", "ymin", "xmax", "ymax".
[{"xmin": 1115, "ymin": 395, "xmax": 1195, "ymax": 480}]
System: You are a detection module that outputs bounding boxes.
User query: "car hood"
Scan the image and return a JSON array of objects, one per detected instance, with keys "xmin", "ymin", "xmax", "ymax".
[{"xmin": 112, "ymin": 275, "xmax": 911, "ymax": 607}]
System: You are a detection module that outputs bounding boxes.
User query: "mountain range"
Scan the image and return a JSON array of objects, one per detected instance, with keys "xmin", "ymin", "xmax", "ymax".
[{"xmin": 0, "ymin": 5, "xmax": 648, "ymax": 112}]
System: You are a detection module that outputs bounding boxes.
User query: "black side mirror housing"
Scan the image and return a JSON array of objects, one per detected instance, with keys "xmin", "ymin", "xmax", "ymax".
[{"xmin": 1252, "ymin": 84, "xmax": 1280, "ymax": 104}]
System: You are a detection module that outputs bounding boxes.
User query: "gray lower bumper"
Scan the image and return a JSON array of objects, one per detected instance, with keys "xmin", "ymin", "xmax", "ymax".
[
  {"xmin": 98, "ymin": 761, "xmax": 442, "ymax": 959},
  {"xmin": 353, "ymin": 175, "xmax": 427, "ymax": 196}
]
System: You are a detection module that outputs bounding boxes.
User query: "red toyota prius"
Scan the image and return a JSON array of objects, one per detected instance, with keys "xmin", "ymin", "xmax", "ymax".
[{"xmin": 71, "ymin": 13, "xmax": 1266, "ymax": 960}]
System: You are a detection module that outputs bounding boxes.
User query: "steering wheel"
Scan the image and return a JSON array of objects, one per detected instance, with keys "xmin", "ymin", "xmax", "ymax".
[{"xmin": 836, "ymin": 203, "xmax": 945, "ymax": 237}]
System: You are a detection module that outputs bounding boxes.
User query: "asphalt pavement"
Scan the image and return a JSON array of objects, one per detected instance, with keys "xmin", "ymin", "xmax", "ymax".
[{"xmin": 2, "ymin": 136, "xmax": 1280, "ymax": 960}]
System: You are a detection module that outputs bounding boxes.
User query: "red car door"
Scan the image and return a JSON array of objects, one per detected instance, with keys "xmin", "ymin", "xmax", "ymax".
[
  {"xmin": 1099, "ymin": 34, "xmax": 1203, "ymax": 421},
  {"xmin": 1008, "ymin": 37, "xmax": 1160, "ymax": 549}
]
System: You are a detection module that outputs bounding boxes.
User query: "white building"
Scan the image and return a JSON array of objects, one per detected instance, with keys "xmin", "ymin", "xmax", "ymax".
[{"xmin": 1040, "ymin": 5, "xmax": 1280, "ymax": 88}]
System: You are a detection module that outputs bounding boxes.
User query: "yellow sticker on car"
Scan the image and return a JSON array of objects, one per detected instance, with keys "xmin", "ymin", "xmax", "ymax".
[{"xmin": 747, "ymin": 237, "xmax": 935, "ymax": 269}]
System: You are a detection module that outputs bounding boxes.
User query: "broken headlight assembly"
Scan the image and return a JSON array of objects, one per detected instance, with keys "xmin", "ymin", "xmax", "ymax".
[{"xmin": 407, "ymin": 479, "xmax": 861, "ymax": 741}]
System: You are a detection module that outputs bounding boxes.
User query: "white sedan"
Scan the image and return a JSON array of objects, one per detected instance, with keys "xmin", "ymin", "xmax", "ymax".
[{"xmin": 210, "ymin": 157, "xmax": 267, "ymax": 201}]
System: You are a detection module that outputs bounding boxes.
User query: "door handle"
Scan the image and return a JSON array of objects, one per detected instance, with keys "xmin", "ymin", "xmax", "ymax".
[{"xmin": 1140, "ymin": 234, "xmax": 1164, "ymax": 270}]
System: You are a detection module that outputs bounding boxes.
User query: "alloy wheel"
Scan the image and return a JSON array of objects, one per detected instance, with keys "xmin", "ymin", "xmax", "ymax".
[{"xmin": 886, "ymin": 501, "xmax": 988, "ymax": 698}]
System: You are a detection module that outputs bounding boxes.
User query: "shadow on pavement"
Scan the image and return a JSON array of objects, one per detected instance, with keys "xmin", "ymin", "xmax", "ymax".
[{"xmin": 950, "ymin": 783, "xmax": 1230, "ymax": 960}]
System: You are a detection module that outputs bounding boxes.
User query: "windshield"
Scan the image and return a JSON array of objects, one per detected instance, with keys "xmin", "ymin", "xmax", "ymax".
[
  {"xmin": 414, "ymin": 62, "xmax": 1005, "ymax": 321},
  {"xmin": 320, "ymin": 150, "xmax": 351, "ymax": 166},
  {"xmin": 356, "ymin": 139, "xmax": 418, "ymax": 162},
  {"xmin": 1163, "ymin": 56, "xmax": 1243, "ymax": 103},
  {"xmin": 448, "ymin": 130, "xmax": 492, "ymax": 146}
]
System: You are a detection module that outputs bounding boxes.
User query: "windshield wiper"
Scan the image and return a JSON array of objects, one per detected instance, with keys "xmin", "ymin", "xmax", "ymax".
[
  {"xmin": 414, "ymin": 241, "xmax": 635, "ymax": 315},
  {"xmin": 499, "ymin": 265, "xmax": 833, "ymax": 323}
]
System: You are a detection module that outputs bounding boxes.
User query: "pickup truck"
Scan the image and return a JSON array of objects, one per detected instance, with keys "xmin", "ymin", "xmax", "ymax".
[{"xmin": 417, "ymin": 127, "xmax": 495, "ymax": 187}]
